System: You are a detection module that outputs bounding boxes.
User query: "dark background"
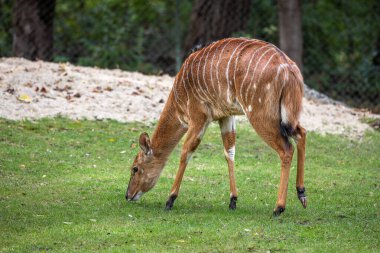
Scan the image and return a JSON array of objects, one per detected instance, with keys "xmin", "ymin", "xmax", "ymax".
[{"xmin": 1, "ymin": 0, "xmax": 379, "ymax": 112}]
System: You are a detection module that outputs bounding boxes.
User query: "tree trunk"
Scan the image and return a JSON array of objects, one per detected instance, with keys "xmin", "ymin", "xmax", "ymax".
[
  {"xmin": 278, "ymin": 0, "xmax": 303, "ymax": 71},
  {"xmin": 184, "ymin": 0, "xmax": 251, "ymax": 56},
  {"xmin": 12, "ymin": 0, "xmax": 56, "ymax": 61}
]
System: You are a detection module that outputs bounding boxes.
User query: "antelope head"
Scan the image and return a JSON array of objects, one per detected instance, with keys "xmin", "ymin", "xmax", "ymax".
[{"xmin": 125, "ymin": 132, "xmax": 162, "ymax": 201}]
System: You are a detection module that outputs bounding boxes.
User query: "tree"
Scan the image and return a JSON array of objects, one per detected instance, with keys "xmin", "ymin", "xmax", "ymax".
[
  {"xmin": 278, "ymin": 0, "xmax": 303, "ymax": 71},
  {"xmin": 12, "ymin": 0, "xmax": 56, "ymax": 61},
  {"xmin": 184, "ymin": 0, "xmax": 251, "ymax": 55}
]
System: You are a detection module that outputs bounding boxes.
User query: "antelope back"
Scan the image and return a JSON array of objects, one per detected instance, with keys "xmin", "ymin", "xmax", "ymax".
[{"xmin": 172, "ymin": 38, "xmax": 303, "ymax": 120}]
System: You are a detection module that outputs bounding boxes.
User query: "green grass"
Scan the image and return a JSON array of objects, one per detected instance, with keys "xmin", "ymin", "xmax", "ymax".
[{"xmin": 0, "ymin": 117, "xmax": 379, "ymax": 252}]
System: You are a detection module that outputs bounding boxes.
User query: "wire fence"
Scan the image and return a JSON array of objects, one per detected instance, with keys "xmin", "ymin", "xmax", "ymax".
[{"xmin": 1, "ymin": 0, "xmax": 379, "ymax": 112}]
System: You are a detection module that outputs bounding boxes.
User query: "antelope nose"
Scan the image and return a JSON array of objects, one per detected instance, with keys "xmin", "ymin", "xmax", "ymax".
[
  {"xmin": 126, "ymin": 189, "xmax": 135, "ymax": 201},
  {"xmin": 125, "ymin": 191, "xmax": 131, "ymax": 201}
]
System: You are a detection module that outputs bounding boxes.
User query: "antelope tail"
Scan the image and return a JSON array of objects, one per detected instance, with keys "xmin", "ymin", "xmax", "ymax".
[{"xmin": 279, "ymin": 67, "xmax": 304, "ymax": 143}]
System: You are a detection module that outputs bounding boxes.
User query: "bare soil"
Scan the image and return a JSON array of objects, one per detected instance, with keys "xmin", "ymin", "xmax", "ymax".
[{"xmin": 0, "ymin": 57, "xmax": 378, "ymax": 138}]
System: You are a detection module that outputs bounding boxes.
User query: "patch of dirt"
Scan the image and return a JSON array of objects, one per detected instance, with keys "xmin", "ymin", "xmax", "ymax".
[{"xmin": 0, "ymin": 57, "xmax": 378, "ymax": 138}]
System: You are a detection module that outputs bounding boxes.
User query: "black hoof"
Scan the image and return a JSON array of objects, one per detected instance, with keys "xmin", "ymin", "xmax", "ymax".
[
  {"xmin": 297, "ymin": 187, "xmax": 307, "ymax": 209},
  {"xmin": 273, "ymin": 206, "xmax": 285, "ymax": 217},
  {"xmin": 165, "ymin": 194, "xmax": 177, "ymax": 211},
  {"xmin": 229, "ymin": 196, "xmax": 237, "ymax": 210}
]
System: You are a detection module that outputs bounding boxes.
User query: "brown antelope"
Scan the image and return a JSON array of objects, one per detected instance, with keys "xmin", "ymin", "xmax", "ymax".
[{"xmin": 126, "ymin": 37, "xmax": 307, "ymax": 216}]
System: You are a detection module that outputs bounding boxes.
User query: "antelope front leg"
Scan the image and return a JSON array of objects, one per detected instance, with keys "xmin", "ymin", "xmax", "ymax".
[
  {"xmin": 165, "ymin": 118, "xmax": 209, "ymax": 210},
  {"xmin": 219, "ymin": 116, "xmax": 238, "ymax": 210}
]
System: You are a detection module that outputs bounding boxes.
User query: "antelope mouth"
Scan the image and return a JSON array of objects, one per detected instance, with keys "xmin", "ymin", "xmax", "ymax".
[{"xmin": 127, "ymin": 191, "xmax": 144, "ymax": 202}]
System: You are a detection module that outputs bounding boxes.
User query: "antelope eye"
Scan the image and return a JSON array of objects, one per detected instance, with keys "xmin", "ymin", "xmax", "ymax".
[{"xmin": 133, "ymin": 167, "xmax": 138, "ymax": 173}]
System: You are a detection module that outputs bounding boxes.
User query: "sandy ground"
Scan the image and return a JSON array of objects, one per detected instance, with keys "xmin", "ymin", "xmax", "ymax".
[{"xmin": 0, "ymin": 57, "xmax": 378, "ymax": 138}]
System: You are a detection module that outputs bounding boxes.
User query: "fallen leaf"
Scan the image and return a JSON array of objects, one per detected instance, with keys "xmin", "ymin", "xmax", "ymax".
[
  {"xmin": 17, "ymin": 94, "xmax": 32, "ymax": 103},
  {"xmin": 58, "ymin": 63, "xmax": 67, "ymax": 72}
]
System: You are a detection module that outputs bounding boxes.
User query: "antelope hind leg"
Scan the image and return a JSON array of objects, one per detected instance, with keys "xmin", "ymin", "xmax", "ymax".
[{"xmin": 295, "ymin": 124, "xmax": 307, "ymax": 208}]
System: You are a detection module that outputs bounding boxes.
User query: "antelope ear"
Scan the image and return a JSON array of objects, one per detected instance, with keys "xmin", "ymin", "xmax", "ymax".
[{"xmin": 139, "ymin": 132, "xmax": 152, "ymax": 155}]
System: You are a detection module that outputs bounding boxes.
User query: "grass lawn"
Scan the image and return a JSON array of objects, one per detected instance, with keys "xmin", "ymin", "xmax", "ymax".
[{"xmin": 0, "ymin": 117, "xmax": 379, "ymax": 252}]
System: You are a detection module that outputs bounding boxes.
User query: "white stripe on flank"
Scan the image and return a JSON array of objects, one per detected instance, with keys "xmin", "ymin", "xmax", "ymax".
[
  {"xmin": 233, "ymin": 42, "xmax": 254, "ymax": 84},
  {"xmin": 197, "ymin": 44, "xmax": 213, "ymax": 102},
  {"xmin": 245, "ymin": 48, "xmax": 275, "ymax": 104},
  {"xmin": 209, "ymin": 41, "xmax": 221, "ymax": 97},
  {"xmin": 180, "ymin": 59, "xmax": 190, "ymax": 101},
  {"xmin": 173, "ymin": 75, "xmax": 186, "ymax": 112},
  {"xmin": 209, "ymin": 39, "xmax": 228, "ymax": 97},
  {"xmin": 202, "ymin": 46, "xmax": 215, "ymax": 102},
  {"xmin": 240, "ymin": 45, "xmax": 272, "ymax": 87},
  {"xmin": 240, "ymin": 45, "xmax": 272, "ymax": 104},
  {"xmin": 190, "ymin": 50, "xmax": 207, "ymax": 101},
  {"xmin": 203, "ymin": 42, "xmax": 219, "ymax": 103},
  {"xmin": 274, "ymin": 63, "xmax": 285, "ymax": 86},
  {"xmin": 282, "ymin": 69, "xmax": 288, "ymax": 89},
  {"xmin": 216, "ymin": 39, "xmax": 237, "ymax": 97},
  {"xmin": 225, "ymin": 40, "xmax": 251, "ymax": 103},
  {"xmin": 256, "ymin": 51, "xmax": 278, "ymax": 84},
  {"xmin": 188, "ymin": 54, "xmax": 202, "ymax": 101},
  {"xmin": 185, "ymin": 58, "xmax": 196, "ymax": 104},
  {"xmin": 189, "ymin": 55, "xmax": 199, "ymax": 100},
  {"xmin": 282, "ymin": 64, "xmax": 289, "ymax": 88}
]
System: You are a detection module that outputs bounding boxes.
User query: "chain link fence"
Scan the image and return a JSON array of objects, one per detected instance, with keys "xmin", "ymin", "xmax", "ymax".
[{"xmin": 1, "ymin": 0, "xmax": 379, "ymax": 112}]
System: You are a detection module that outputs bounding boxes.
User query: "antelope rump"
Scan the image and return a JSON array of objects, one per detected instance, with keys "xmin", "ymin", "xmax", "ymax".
[{"xmin": 125, "ymin": 37, "xmax": 307, "ymax": 216}]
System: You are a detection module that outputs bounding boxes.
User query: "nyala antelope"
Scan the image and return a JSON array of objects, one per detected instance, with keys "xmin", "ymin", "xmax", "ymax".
[{"xmin": 126, "ymin": 37, "xmax": 307, "ymax": 216}]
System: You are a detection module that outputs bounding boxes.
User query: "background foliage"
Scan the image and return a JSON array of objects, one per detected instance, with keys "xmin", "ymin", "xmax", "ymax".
[{"xmin": 1, "ymin": 0, "xmax": 379, "ymax": 111}]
